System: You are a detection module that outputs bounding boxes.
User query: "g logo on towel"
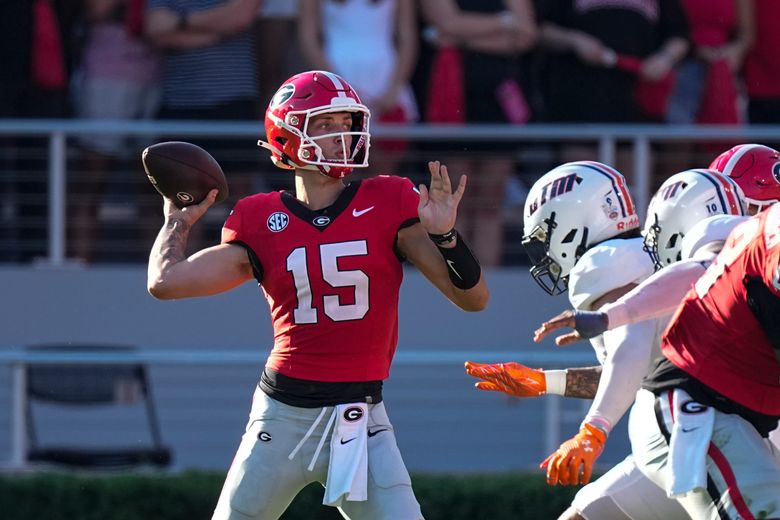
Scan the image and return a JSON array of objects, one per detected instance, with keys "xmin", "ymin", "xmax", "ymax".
[
  {"xmin": 344, "ymin": 407, "xmax": 364, "ymax": 422},
  {"xmin": 680, "ymin": 400, "xmax": 708, "ymax": 414}
]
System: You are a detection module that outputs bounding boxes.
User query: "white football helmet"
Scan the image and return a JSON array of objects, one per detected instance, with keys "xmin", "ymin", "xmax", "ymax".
[
  {"xmin": 522, "ymin": 161, "xmax": 640, "ymax": 294},
  {"xmin": 643, "ymin": 168, "xmax": 746, "ymax": 270}
]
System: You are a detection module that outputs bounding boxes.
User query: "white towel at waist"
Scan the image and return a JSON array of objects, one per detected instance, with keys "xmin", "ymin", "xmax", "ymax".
[
  {"xmin": 323, "ymin": 403, "xmax": 369, "ymax": 507},
  {"xmin": 663, "ymin": 388, "xmax": 715, "ymax": 498}
]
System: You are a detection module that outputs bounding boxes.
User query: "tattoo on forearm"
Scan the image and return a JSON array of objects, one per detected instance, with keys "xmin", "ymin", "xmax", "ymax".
[
  {"xmin": 564, "ymin": 366, "xmax": 602, "ymax": 399},
  {"xmin": 153, "ymin": 218, "xmax": 190, "ymax": 267}
]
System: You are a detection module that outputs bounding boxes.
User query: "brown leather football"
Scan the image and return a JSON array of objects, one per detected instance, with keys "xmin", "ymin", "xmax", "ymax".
[{"xmin": 141, "ymin": 141, "xmax": 229, "ymax": 208}]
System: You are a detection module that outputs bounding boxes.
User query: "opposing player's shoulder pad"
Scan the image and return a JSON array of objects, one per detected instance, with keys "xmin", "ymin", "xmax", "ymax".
[
  {"xmin": 680, "ymin": 215, "xmax": 748, "ymax": 260},
  {"xmin": 568, "ymin": 237, "xmax": 654, "ymax": 310}
]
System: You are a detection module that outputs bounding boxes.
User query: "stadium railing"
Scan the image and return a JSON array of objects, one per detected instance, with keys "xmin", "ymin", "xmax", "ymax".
[{"xmin": 2, "ymin": 119, "xmax": 779, "ymax": 265}]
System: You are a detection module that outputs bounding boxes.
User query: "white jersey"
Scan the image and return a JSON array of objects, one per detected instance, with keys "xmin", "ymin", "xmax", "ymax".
[
  {"xmin": 567, "ymin": 237, "xmax": 687, "ymax": 520},
  {"xmin": 568, "ymin": 237, "xmax": 656, "ymax": 363},
  {"xmin": 680, "ymin": 214, "xmax": 748, "ymax": 261},
  {"xmin": 604, "ymin": 215, "xmax": 750, "ymax": 331}
]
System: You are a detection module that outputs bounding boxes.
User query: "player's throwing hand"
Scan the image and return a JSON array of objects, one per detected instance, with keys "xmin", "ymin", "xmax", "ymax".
[{"xmin": 163, "ymin": 188, "xmax": 218, "ymax": 226}]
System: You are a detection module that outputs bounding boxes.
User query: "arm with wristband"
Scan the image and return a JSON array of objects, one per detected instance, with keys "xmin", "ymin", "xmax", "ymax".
[
  {"xmin": 534, "ymin": 257, "xmax": 711, "ymax": 345},
  {"xmin": 398, "ymin": 161, "xmax": 488, "ymax": 311}
]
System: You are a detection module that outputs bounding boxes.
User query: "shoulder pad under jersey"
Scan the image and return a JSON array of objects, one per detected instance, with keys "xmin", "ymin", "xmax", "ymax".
[
  {"xmin": 680, "ymin": 215, "xmax": 748, "ymax": 260},
  {"xmin": 568, "ymin": 237, "xmax": 655, "ymax": 310}
]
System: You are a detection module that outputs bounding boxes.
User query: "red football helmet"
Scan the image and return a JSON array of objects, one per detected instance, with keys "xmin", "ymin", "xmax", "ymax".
[
  {"xmin": 709, "ymin": 144, "xmax": 780, "ymax": 214},
  {"xmin": 258, "ymin": 70, "xmax": 371, "ymax": 179}
]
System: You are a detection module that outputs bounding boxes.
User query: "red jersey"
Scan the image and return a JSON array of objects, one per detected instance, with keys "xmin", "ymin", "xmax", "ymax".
[
  {"xmin": 221, "ymin": 176, "xmax": 420, "ymax": 382},
  {"xmin": 661, "ymin": 204, "xmax": 780, "ymax": 415}
]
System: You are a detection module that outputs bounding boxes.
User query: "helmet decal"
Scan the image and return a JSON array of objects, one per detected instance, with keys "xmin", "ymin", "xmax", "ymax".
[
  {"xmin": 270, "ymin": 84, "xmax": 295, "ymax": 108},
  {"xmin": 581, "ymin": 161, "xmax": 635, "ymax": 218},
  {"xmin": 527, "ymin": 173, "xmax": 579, "ymax": 216}
]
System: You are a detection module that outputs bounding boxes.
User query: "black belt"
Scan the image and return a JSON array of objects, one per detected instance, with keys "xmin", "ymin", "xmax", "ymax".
[{"xmin": 259, "ymin": 368, "xmax": 383, "ymax": 408}]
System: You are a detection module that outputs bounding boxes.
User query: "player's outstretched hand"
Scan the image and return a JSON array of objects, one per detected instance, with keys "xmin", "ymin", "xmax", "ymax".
[
  {"xmin": 418, "ymin": 161, "xmax": 466, "ymax": 235},
  {"xmin": 163, "ymin": 188, "xmax": 218, "ymax": 227},
  {"xmin": 540, "ymin": 423, "xmax": 606, "ymax": 486},
  {"xmin": 533, "ymin": 309, "xmax": 609, "ymax": 346},
  {"xmin": 464, "ymin": 361, "xmax": 546, "ymax": 397}
]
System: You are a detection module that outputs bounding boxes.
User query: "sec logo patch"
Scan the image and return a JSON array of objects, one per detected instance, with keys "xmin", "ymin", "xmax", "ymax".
[{"xmin": 267, "ymin": 212, "xmax": 289, "ymax": 232}]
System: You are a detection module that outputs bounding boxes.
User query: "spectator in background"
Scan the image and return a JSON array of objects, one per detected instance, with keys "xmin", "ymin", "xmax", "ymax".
[
  {"xmin": 419, "ymin": 0, "xmax": 537, "ymax": 267},
  {"xmin": 534, "ymin": 0, "xmax": 688, "ymax": 188},
  {"xmin": 70, "ymin": 0, "xmax": 162, "ymax": 263},
  {"xmin": 255, "ymin": 0, "xmax": 304, "ymax": 107},
  {"xmin": 298, "ymin": 0, "xmax": 419, "ymax": 179},
  {"xmin": 666, "ymin": 0, "xmax": 753, "ymax": 125},
  {"xmin": 535, "ymin": 0, "xmax": 688, "ymax": 124},
  {"xmin": 662, "ymin": 0, "xmax": 752, "ymax": 178},
  {"xmin": 145, "ymin": 0, "xmax": 261, "ymax": 251},
  {"xmin": 0, "ymin": 0, "xmax": 83, "ymax": 262},
  {"xmin": 744, "ymin": 0, "xmax": 780, "ymax": 124}
]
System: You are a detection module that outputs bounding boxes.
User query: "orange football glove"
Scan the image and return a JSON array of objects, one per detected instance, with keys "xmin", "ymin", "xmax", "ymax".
[
  {"xmin": 540, "ymin": 423, "xmax": 606, "ymax": 486},
  {"xmin": 464, "ymin": 361, "xmax": 546, "ymax": 397}
]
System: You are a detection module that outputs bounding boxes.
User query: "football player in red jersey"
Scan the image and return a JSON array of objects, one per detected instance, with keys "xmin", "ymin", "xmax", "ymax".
[
  {"xmin": 709, "ymin": 143, "xmax": 780, "ymax": 215},
  {"xmin": 147, "ymin": 70, "xmax": 488, "ymax": 520}
]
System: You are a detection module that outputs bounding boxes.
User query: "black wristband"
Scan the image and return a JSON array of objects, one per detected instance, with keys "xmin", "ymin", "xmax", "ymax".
[
  {"xmin": 573, "ymin": 311, "xmax": 609, "ymax": 339},
  {"xmin": 428, "ymin": 228, "xmax": 457, "ymax": 245},
  {"xmin": 436, "ymin": 232, "xmax": 481, "ymax": 290}
]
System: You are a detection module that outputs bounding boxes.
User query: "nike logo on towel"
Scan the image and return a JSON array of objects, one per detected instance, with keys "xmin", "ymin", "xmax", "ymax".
[
  {"xmin": 367, "ymin": 428, "xmax": 388, "ymax": 438},
  {"xmin": 352, "ymin": 206, "xmax": 375, "ymax": 217}
]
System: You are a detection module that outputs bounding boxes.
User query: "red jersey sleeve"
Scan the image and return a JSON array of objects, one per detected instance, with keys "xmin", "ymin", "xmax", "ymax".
[
  {"xmin": 396, "ymin": 176, "xmax": 421, "ymax": 226},
  {"xmin": 221, "ymin": 201, "xmax": 244, "ymax": 244}
]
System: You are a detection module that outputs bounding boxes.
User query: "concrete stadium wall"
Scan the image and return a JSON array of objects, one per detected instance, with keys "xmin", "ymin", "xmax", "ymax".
[{"xmin": 0, "ymin": 266, "xmax": 634, "ymax": 475}]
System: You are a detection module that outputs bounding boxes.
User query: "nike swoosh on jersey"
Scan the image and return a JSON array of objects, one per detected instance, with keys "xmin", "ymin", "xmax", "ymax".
[
  {"xmin": 340, "ymin": 437, "xmax": 356, "ymax": 445},
  {"xmin": 367, "ymin": 428, "xmax": 389, "ymax": 438},
  {"xmin": 352, "ymin": 206, "xmax": 375, "ymax": 217}
]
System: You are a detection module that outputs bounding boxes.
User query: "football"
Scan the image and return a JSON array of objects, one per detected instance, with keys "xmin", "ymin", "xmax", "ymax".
[{"xmin": 141, "ymin": 141, "xmax": 229, "ymax": 208}]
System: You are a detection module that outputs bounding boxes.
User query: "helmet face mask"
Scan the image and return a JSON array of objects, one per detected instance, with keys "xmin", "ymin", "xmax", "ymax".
[
  {"xmin": 259, "ymin": 70, "xmax": 371, "ymax": 179},
  {"xmin": 642, "ymin": 213, "xmax": 665, "ymax": 270},
  {"xmin": 523, "ymin": 161, "xmax": 639, "ymax": 295},
  {"xmin": 642, "ymin": 168, "xmax": 746, "ymax": 270},
  {"xmin": 709, "ymin": 144, "xmax": 780, "ymax": 214},
  {"xmin": 522, "ymin": 216, "xmax": 567, "ymax": 295}
]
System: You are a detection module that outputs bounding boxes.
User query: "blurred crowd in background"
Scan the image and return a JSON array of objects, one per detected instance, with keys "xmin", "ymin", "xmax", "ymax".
[{"xmin": 1, "ymin": 0, "xmax": 779, "ymax": 266}]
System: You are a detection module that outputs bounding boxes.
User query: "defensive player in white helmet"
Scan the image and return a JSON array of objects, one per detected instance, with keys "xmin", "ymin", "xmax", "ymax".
[
  {"xmin": 468, "ymin": 166, "xmax": 747, "ymax": 520},
  {"xmin": 537, "ymin": 144, "xmax": 780, "ymax": 340},
  {"xmin": 539, "ymin": 146, "xmax": 780, "ymax": 452}
]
